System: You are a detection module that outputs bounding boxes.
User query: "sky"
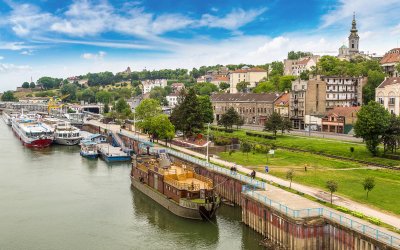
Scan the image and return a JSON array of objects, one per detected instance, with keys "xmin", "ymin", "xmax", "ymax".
[{"xmin": 0, "ymin": 0, "xmax": 400, "ymax": 91}]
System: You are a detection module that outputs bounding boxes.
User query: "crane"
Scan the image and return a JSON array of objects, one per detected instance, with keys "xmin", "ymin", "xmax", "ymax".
[{"xmin": 47, "ymin": 94, "xmax": 70, "ymax": 114}]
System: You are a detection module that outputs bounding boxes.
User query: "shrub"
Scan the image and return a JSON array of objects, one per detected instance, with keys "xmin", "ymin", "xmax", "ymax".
[
  {"xmin": 245, "ymin": 131, "xmax": 276, "ymax": 140},
  {"xmin": 214, "ymin": 137, "xmax": 231, "ymax": 146},
  {"xmin": 229, "ymin": 150, "xmax": 235, "ymax": 155},
  {"xmin": 336, "ymin": 206, "xmax": 350, "ymax": 213},
  {"xmin": 367, "ymin": 216, "xmax": 381, "ymax": 225},
  {"xmin": 351, "ymin": 211, "xmax": 364, "ymax": 218}
]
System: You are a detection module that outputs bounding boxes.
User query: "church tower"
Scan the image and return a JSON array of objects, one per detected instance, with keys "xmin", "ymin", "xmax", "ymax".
[{"xmin": 348, "ymin": 13, "xmax": 360, "ymax": 54}]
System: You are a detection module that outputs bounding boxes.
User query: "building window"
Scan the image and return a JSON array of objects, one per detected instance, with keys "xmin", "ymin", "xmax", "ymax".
[
  {"xmin": 378, "ymin": 98, "xmax": 383, "ymax": 105},
  {"xmin": 389, "ymin": 98, "xmax": 395, "ymax": 105}
]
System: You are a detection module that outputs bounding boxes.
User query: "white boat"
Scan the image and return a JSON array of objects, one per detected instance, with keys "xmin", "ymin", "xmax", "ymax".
[
  {"xmin": 43, "ymin": 118, "xmax": 82, "ymax": 146},
  {"xmin": 2, "ymin": 111, "xmax": 19, "ymax": 126},
  {"xmin": 11, "ymin": 114, "xmax": 54, "ymax": 148}
]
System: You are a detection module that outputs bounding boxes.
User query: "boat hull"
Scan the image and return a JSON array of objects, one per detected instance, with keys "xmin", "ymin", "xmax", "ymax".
[
  {"xmin": 55, "ymin": 138, "xmax": 81, "ymax": 146},
  {"xmin": 101, "ymin": 154, "xmax": 131, "ymax": 162},
  {"xmin": 80, "ymin": 151, "xmax": 98, "ymax": 159},
  {"xmin": 131, "ymin": 177, "xmax": 217, "ymax": 220},
  {"xmin": 23, "ymin": 138, "xmax": 53, "ymax": 148}
]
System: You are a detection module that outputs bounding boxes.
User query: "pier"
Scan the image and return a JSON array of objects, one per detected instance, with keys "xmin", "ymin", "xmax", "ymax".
[{"xmin": 83, "ymin": 121, "xmax": 400, "ymax": 249}]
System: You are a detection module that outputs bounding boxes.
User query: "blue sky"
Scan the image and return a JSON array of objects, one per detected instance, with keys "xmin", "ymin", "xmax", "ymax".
[{"xmin": 1, "ymin": 0, "xmax": 400, "ymax": 91}]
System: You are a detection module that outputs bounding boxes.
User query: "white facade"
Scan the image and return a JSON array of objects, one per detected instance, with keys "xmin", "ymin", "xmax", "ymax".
[
  {"xmin": 229, "ymin": 68, "xmax": 267, "ymax": 93},
  {"xmin": 322, "ymin": 77, "xmax": 365, "ymax": 108},
  {"xmin": 284, "ymin": 56, "xmax": 319, "ymax": 76},
  {"xmin": 166, "ymin": 94, "xmax": 179, "ymax": 108},
  {"xmin": 142, "ymin": 79, "xmax": 167, "ymax": 94},
  {"xmin": 376, "ymin": 78, "xmax": 400, "ymax": 115}
]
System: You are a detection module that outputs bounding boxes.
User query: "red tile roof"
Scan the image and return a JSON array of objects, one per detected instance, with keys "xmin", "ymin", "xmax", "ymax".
[
  {"xmin": 377, "ymin": 77, "xmax": 400, "ymax": 88},
  {"xmin": 327, "ymin": 106, "xmax": 360, "ymax": 117},
  {"xmin": 274, "ymin": 92, "xmax": 289, "ymax": 105},
  {"xmin": 212, "ymin": 76, "xmax": 229, "ymax": 81},
  {"xmin": 380, "ymin": 48, "xmax": 400, "ymax": 64}
]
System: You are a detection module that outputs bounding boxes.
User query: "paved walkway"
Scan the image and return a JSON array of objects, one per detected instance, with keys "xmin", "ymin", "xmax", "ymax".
[{"xmin": 88, "ymin": 120, "xmax": 400, "ymax": 230}]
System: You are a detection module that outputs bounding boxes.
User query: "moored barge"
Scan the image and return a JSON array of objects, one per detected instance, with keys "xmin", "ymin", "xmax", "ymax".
[{"xmin": 131, "ymin": 151, "xmax": 220, "ymax": 220}]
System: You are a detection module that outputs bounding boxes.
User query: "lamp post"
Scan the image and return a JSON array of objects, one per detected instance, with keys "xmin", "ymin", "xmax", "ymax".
[{"xmin": 206, "ymin": 122, "xmax": 210, "ymax": 162}]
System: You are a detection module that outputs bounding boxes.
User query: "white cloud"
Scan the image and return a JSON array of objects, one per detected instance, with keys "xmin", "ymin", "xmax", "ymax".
[
  {"xmin": 0, "ymin": 63, "xmax": 32, "ymax": 74},
  {"xmin": 199, "ymin": 8, "xmax": 267, "ymax": 30},
  {"xmin": 0, "ymin": 56, "xmax": 4, "ymax": 60},
  {"xmin": 20, "ymin": 50, "xmax": 34, "ymax": 55},
  {"xmin": 0, "ymin": 42, "xmax": 37, "ymax": 51},
  {"xmin": 81, "ymin": 51, "xmax": 106, "ymax": 60},
  {"xmin": 256, "ymin": 36, "xmax": 290, "ymax": 53}
]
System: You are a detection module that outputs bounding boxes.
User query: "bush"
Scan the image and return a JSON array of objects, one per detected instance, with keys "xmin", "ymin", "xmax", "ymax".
[
  {"xmin": 336, "ymin": 206, "xmax": 350, "ymax": 213},
  {"xmin": 214, "ymin": 137, "xmax": 231, "ymax": 146},
  {"xmin": 245, "ymin": 131, "xmax": 276, "ymax": 140},
  {"xmin": 351, "ymin": 211, "xmax": 364, "ymax": 218},
  {"xmin": 367, "ymin": 216, "xmax": 381, "ymax": 225},
  {"xmin": 229, "ymin": 150, "xmax": 235, "ymax": 155}
]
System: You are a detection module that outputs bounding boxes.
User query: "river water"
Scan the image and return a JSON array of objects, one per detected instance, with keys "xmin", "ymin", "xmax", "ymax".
[{"xmin": 0, "ymin": 120, "xmax": 264, "ymax": 250}]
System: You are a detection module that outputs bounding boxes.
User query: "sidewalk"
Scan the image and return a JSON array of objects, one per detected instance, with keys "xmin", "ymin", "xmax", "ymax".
[{"xmin": 88, "ymin": 120, "xmax": 400, "ymax": 230}]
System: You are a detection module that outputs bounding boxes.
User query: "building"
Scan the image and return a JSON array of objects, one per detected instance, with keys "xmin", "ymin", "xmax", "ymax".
[
  {"xmin": 274, "ymin": 92, "xmax": 289, "ymax": 118},
  {"xmin": 171, "ymin": 83, "xmax": 185, "ymax": 93},
  {"xmin": 18, "ymin": 97, "xmax": 49, "ymax": 104},
  {"xmin": 321, "ymin": 76, "xmax": 366, "ymax": 108},
  {"xmin": 284, "ymin": 56, "xmax": 319, "ymax": 76},
  {"xmin": 166, "ymin": 93, "xmax": 179, "ymax": 108},
  {"xmin": 338, "ymin": 13, "xmax": 360, "ymax": 60},
  {"xmin": 321, "ymin": 106, "xmax": 360, "ymax": 134},
  {"xmin": 211, "ymin": 93, "xmax": 277, "ymax": 125},
  {"xmin": 229, "ymin": 67, "xmax": 267, "ymax": 93},
  {"xmin": 380, "ymin": 48, "xmax": 400, "ymax": 77},
  {"xmin": 142, "ymin": 79, "xmax": 167, "ymax": 94},
  {"xmin": 210, "ymin": 76, "xmax": 229, "ymax": 87},
  {"xmin": 127, "ymin": 96, "xmax": 142, "ymax": 112},
  {"xmin": 289, "ymin": 78, "xmax": 326, "ymax": 129},
  {"xmin": 376, "ymin": 77, "xmax": 400, "ymax": 115}
]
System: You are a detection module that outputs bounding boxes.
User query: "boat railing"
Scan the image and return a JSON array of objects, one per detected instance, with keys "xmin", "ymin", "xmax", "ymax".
[
  {"xmin": 164, "ymin": 176, "xmax": 201, "ymax": 191},
  {"xmin": 193, "ymin": 173, "xmax": 213, "ymax": 189}
]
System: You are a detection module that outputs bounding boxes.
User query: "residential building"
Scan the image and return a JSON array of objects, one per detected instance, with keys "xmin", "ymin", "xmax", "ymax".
[
  {"xmin": 284, "ymin": 56, "xmax": 319, "ymax": 76},
  {"xmin": 229, "ymin": 67, "xmax": 267, "ymax": 93},
  {"xmin": 289, "ymin": 77, "xmax": 326, "ymax": 129},
  {"xmin": 376, "ymin": 77, "xmax": 400, "ymax": 115},
  {"xmin": 142, "ymin": 79, "xmax": 167, "ymax": 94},
  {"xmin": 210, "ymin": 76, "xmax": 229, "ymax": 87},
  {"xmin": 380, "ymin": 48, "xmax": 400, "ymax": 77},
  {"xmin": 166, "ymin": 93, "xmax": 179, "ymax": 108},
  {"xmin": 321, "ymin": 76, "xmax": 366, "ymax": 108},
  {"xmin": 171, "ymin": 83, "xmax": 185, "ymax": 93},
  {"xmin": 274, "ymin": 92, "xmax": 289, "ymax": 118},
  {"xmin": 321, "ymin": 106, "xmax": 360, "ymax": 134},
  {"xmin": 211, "ymin": 93, "xmax": 277, "ymax": 125}
]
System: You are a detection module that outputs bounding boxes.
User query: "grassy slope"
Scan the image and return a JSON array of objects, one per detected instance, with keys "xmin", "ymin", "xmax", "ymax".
[
  {"xmin": 211, "ymin": 129, "xmax": 400, "ymax": 167},
  {"xmin": 218, "ymin": 150, "xmax": 400, "ymax": 215}
]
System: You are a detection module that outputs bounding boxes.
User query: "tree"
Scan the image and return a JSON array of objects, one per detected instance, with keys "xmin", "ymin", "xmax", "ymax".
[
  {"xmin": 1, "ymin": 91, "xmax": 17, "ymax": 101},
  {"xmin": 219, "ymin": 82, "xmax": 230, "ymax": 91},
  {"xmin": 136, "ymin": 99, "xmax": 162, "ymax": 133},
  {"xmin": 299, "ymin": 70, "xmax": 310, "ymax": 80},
  {"xmin": 264, "ymin": 112, "xmax": 282, "ymax": 136},
  {"xmin": 149, "ymin": 86, "xmax": 168, "ymax": 106},
  {"xmin": 81, "ymin": 88, "xmax": 96, "ymax": 103},
  {"xmin": 197, "ymin": 95, "xmax": 214, "ymax": 124},
  {"xmin": 170, "ymin": 88, "xmax": 205, "ymax": 136},
  {"xmin": 150, "ymin": 114, "xmax": 175, "ymax": 145},
  {"xmin": 193, "ymin": 82, "xmax": 218, "ymax": 96},
  {"xmin": 236, "ymin": 81, "xmax": 249, "ymax": 93},
  {"xmin": 396, "ymin": 62, "xmax": 400, "ymax": 75},
  {"xmin": 22, "ymin": 82, "xmax": 30, "ymax": 88},
  {"xmin": 103, "ymin": 103, "xmax": 110, "ymax": 114},
  {"xmin": 270, "ymin": 61, "xmax": 284, "ymax": 77},
  {"xmin": 218, "ymin": 107, "xmax": 240, "ymax": 129},
  {"xmin": 326, "ymin": 180, "xmax": 338, "ymax": 204},
  {"xmin": 278, "ymin": 76, "xmax": 296, "ymax": 92},
  {"xmin": 115, "ymin": 98, "xmax": 130, "ymax": 113},
  {"xmin": 281, "ymin": 117, "xmax": 292, "ymax": 134},
  {"xmin": 60, "ymin": 83, "xmax": 77, "ymax": 101},
  {"xmin": 362, "ymin": 177, "xmax": 375, "ymax": 199},
  {"xmin": 240, "ymin": 141, "xmax": 252, "ymax": 159},
  {"xmin": 96, "ymin": 90, "xmax": 112, "ymax": 104},
  {"xmin": 286, "ymin": 169, "xmax": 295, "ymax": 189},
  {"xmin": 29, "ymin": 82, "xmax": 36, "ymax": 88},
  {"xmin": 382, "ymin": 115, "xmax": 400, "ymax": 153},
  {"xmin": 252, "ymin": 81, "xmax": 275, "ymax": 93},
  {"xmin": 354, "ymin": 101, "xmax": 391, "ymax": 155},
  {"xmin": 287, "ymin": 51, "xmax": 312, "ymax": 60},
  {"xmin": 37, "ymin": 76, "xmax": 62, "ymax": 90},
  {"xmin": 362, "ymin": 70, "xmax": 385, "ymax": 104}
]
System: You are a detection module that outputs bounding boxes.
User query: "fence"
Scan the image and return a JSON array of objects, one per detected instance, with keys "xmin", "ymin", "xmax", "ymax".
[{"xmin": 242, "ymin": 187, "xmax": 400, "ymax": 248}]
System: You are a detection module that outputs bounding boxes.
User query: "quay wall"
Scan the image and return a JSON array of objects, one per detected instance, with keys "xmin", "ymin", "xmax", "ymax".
[{"xmin": 82, "ymin": 124, "xmax": 399, "ymax": 250}]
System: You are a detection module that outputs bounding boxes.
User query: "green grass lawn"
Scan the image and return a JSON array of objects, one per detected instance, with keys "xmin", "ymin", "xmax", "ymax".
[
  {"xmin": 218, "ymin": 150, "xmax": 400, "ymax": 215},
  {"xmin": 211, "ymin": 129, "xmax": 400, "ymax": 167}
]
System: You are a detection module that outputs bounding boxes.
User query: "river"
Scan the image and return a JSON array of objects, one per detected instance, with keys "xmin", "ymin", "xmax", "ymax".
[{"xmin": 0, "ymin": 120, "xmax": 264, "ymax": 250}]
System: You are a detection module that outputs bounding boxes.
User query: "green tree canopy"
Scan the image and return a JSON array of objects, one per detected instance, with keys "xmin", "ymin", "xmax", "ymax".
[
  {"xmin": 219, "ymin": 82, "xmax": 230, "ymax": 91},
  {"xmin": 29, "ymin": 82, "xmax": 36, "ymax": 88},
  {"xmin": 362, "ymin": 177, "xmax": 375, "ymax": 199},
  {"xmin": 149, "ymin": 86, "xmax": 168, "ymax": 106},
  {"xmin": 236, "ymin": 81, "xmax": 249, "ymax": 93},
  {"xmin": 354, "ymin": 101, "xmax": 391, "ymax": 155},
  {"xmin": 197, "ymin": 95, "xmax": 214, "ymax": 124},
  {"xmin": 218, "ymin": 107, "xmax": 240, "ymax": 129},
  {"xmin": 287, "ymin": 51, "xmax": 312, "ymax": 60},
  {"xmin": 326, "ymin": 180, "xmax": 338, "ymax": 204},
  {"xmin": 264, "ymin": 112, "xmax": 282, "ymax": 136},
  {"xmin": 362, "ymin": 70, "xmax": 385, "ymax": 104},
  {"xmin": 1, "ymin": 91, "xmax": 17, "ymax": 101},
  {"xmin": 22, "ymin": 82, "xmax": 29, "ymax": 88},
  {"xmin": 96, "ymin": 90, "xmax": 112, "ymax": 104},
  {"xmin": 81, "ymin": 88, "xmax": 96, "ymax": 103},
  {"xmin": 136, "ymin": 98, "xmax": 162, "ymax": 133},
  {"xmin": 150, "ymin": 114, "xmax": 175, "ymax": 144},
  {"xmin": 37, "ymin": 76, "xmax": 63, "ymax": 90},
  {"xmin": 60, "ymin": 83, "xmax": 77, "ymax": 101}
]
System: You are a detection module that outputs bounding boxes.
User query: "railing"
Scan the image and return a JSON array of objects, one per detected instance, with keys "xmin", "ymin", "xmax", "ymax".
[
  {"xmin": 179, "ymin": 199, "xmax": 213, "ymax": 210},
  {"xmin": 242, "ymin": 188, "xmax": 400, "ymax": 248},
  {"xmin": 164, "ymin": 176, "xmax": 201, "ymax": 191}
]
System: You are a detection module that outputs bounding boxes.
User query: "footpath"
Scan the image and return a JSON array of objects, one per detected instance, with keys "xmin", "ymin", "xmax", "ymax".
[{"xmin": 87, "ymin": 120, "xmax": 400, "ymax": 230}]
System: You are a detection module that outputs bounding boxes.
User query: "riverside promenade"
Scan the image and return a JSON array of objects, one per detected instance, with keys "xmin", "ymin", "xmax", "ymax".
[{"xmin": 87, "ymin": 120, "xmax": 400, "ymax": 248}]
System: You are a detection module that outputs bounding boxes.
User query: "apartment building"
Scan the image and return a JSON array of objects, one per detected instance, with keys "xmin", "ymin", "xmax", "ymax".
[
  {"xmin": 376, "ymin": 77, "xmax": 400, "ymax": 115},
  {"xmin": 229, "ymin": 67, "xmax": 267, "ymax": 93},
  {"xmin": 142, "ymin": 79, "xmax": 167, "ymax": 94},
  {"xmin": 321, "ymin": 76, "xmax": 366, "ymax": 108}
]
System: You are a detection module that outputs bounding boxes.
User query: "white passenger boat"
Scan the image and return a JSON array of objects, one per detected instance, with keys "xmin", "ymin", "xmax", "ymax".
[
  {"xmin": 43, "ymin": 118, "xmax": 81, "ymax": 146},
  {"xmin": 11, "ymin": 114, "xmax": 54, "ymax": 148}
]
